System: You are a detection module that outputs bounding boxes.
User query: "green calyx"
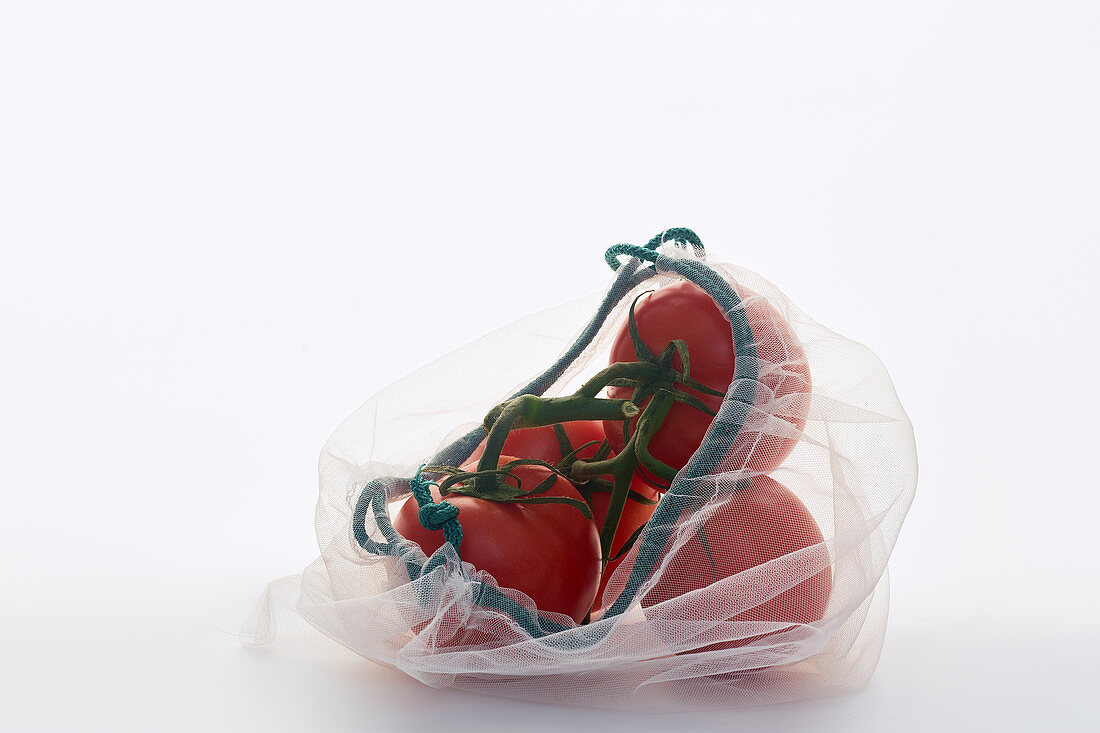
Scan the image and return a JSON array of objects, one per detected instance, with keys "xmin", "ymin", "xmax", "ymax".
[
  {"xmin": 575, "ymin": 292, "xmax": 725, "ymax": 485},
  {"xmin": 622, "ymin": 290, "xmax": 726, "ymax": 401}
]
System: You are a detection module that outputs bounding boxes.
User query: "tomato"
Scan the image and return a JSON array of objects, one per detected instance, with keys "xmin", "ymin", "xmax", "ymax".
[
  {"xmin": 639, "ymin": 474, "xmax": 831, "ymax": 653},
  {"xmin": 603, "ymin": 279, "xmax": 811, "ymax": 475},
  {"xmin": 589, "ymin": 476, "xmax": 660, "ymax": 610},
  {"xmin": 393, "ymin": 457, "xmax": 601, "ymax": 625},
  {"xmin": 468, "ymin": 420, "xmax": 606, "ymax": 467},
  {"xmin": 468, "ymin": 421, "xmax": 658, "ymax": 615}
]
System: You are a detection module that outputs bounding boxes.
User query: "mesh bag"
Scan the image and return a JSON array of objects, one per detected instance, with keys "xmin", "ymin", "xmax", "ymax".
[{"xmin": 242, "ymin": 229, "xmax": 917, "ymax": 711}]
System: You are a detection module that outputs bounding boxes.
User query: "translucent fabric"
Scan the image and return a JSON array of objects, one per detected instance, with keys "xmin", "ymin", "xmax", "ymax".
[{"xmin": 242, "ymin": 243, "xmax": 917, "ymax": 711}]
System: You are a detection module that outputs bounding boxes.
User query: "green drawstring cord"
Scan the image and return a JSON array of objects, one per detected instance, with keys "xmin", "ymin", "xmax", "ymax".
[{"xmin": 408, "ymin": 465, "xmax": 463, "ymax": 557}]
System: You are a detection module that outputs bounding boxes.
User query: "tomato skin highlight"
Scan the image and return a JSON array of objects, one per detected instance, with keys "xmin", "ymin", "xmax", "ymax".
[
  {"xmin": 603, "ymin": 280, "xmax": 811, "ymax": 475},
  {"xmin": 393, "ymin": 458, "xmax": 602, "ymax": 625},
  {"xmin": 640, "ymin": 474, "xmax": 832, "ymax": 653}
]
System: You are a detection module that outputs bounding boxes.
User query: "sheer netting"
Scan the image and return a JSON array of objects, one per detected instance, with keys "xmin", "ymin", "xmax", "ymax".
[{"xmin": 242, "ymin": 233, "xmax": 917, "ymax": 711}]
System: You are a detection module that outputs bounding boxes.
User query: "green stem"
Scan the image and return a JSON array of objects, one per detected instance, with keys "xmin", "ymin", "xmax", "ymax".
[
  {"xmin": 577, "ymin": 390, "xmax": 676, "ymax": 566},
  {"xmin": 575, "ymin": 360, "xmax": 663, "ymax": 398},
  {"xmin": 597, "ymin": 446, "xmax": 638, "ymax": 572},
  {"xmin": 483, "ymin": 361, "xmax": 659, "ymax": 431},
  {"xmin": 473, "ymin": 354, "xmax": 684, "ymax": 568},
  {"xmin": 476, "ymin": 394, "xmax": 637, "ymax": 476},
  {"xmin": 632, "ymin": 392, "xmax": 677, "ymax": 481}
]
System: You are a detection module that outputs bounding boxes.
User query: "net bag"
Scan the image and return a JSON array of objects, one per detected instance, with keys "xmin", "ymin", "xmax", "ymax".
[{"xmin": 242, "ymin": 229, "xmax": 918, "ymax": 711}]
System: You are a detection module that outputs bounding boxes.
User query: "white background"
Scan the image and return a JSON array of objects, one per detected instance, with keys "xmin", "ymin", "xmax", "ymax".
[{"xmin": 2, "ymin": 2, "xmax": 1098, "ymax": 730}]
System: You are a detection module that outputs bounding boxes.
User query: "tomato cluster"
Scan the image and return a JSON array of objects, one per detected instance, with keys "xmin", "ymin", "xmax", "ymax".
[{"xmin": 393, "ymin": 275, "xmax": 830, "ymax": 653}]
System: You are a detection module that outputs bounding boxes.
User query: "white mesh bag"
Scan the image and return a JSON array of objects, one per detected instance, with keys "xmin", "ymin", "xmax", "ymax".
[{"xmin": 242, "ymin": 229, "xmax": 917, "ymax": 711}]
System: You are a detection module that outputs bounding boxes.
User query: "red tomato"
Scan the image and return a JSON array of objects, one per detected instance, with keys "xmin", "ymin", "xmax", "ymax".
[
  {"xmin": 468, "ymin": 420, "xmax": 606, "ymax": 467},
  {"xmin": 469, "ymin": 421, "xmax": 659, "ymax": 616},
  {"xmin": 589, "ymin": 476, "xmax": 660, "ymax": 610},
  {"xmin": 640, "ymin": 474, "xmax": 831, "ymax": 652},
  {"xmin": 603, "ymin": 280, "xmax": 811, "ymax": 475},
  {"xmin": 393, "ymin": 457, "xmax": 601, "ymax": 624}
]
